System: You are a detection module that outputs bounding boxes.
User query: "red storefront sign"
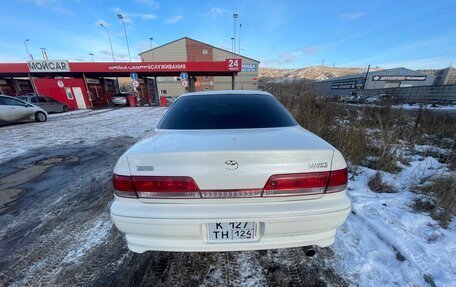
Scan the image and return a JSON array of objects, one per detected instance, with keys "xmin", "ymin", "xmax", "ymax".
[
  {"xmin": 0, "ymin": 60, "xmax": 243, "ymax": 74},
  {"xmin": 225, "ymin": 59, "xmax": 242, "ymax": 71}
]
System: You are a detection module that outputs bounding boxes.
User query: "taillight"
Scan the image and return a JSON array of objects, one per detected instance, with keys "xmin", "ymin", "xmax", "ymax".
[
  {"xmin": 326, "ymin": 168, "xmax": 348, "ymax": 193},
  {"xmin": 132, "ymin": 176, "xmax": 200, "ymax": 199},
  {"xmin": 263, "ymin": 172, "xmax": 330, "ymax": 197},
  {"xmin": 112, "ymin": 174, "xmax": 137, "ymax": 198},
  {"xmin": 113, "ymin": 174, "xmax": 201, "ymax": 199},
  {"xmin": 113, "ymin": 168, "xmax": 348, "ymax": 199}
]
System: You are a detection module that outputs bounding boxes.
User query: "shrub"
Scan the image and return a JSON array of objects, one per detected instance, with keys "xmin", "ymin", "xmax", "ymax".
[
  {"xmin": 415, "ymin": 176, "xmax": 456, "ymax": 227},
  {"xmin": 368, "ymin": 172, "xmax": 395, "ymax": 193}
]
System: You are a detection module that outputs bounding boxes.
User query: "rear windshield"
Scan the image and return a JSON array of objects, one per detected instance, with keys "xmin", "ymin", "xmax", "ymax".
[{"xmin": 157, "ymin": 94, "xmax": 297, "ymax": 130}]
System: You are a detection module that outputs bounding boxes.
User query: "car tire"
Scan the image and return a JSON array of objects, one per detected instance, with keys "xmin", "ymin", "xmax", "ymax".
[
  {"xmin": 62, "ymin": 106, "xmax": 69, "ymax": 112},
  {"xmin": 35, "ymin": 111, "xmax": 47, "ymax": 122}
]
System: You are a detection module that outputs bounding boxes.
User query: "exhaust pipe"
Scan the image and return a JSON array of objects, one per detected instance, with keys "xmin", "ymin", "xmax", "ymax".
[{"xmin": 303, "ymin": 246, "xmax": 316, "ymax": 257}]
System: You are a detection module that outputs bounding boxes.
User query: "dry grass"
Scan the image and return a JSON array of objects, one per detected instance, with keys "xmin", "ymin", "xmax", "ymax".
[
  {"xmin": 415, "ymin": 176, "xmax": 456, "ymax": 227},
  {"xmin": 368, "ymin": 172, "xmax": 395, "ymax": 193}
]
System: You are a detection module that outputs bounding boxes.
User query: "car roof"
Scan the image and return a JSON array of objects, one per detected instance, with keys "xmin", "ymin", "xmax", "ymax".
[{"xmin": 179, "ymin": 90, "xmax": 273, "ymax": 98}]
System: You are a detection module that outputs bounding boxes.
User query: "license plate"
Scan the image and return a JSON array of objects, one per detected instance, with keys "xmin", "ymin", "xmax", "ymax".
[{"xmin": 207, "ymin": 222, "xmax": 256, "ymax": 242}]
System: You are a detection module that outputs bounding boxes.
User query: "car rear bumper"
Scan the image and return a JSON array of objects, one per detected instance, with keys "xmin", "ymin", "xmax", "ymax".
[
  {"xmin": 110, "ymin": 192, "xmax": 351, "ymax": 252},
  {"xmin": 112, "ymin": 99, "xmax": 127, "ymax": 105}
]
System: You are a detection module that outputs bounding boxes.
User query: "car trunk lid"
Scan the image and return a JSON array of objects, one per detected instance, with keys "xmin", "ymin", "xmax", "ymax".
[{"xmin": 123, "ymin": 126, "xmax": 336, "ymax": 201}]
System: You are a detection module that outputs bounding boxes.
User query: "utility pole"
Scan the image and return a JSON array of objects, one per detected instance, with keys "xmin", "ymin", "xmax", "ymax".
[
  {"xmin": 89, "ymin": 53, "xmax": 94, "ymax": 62},
  {"xmin": 362, "ymin": 64, "xmax": 370, "ymax": 90}
]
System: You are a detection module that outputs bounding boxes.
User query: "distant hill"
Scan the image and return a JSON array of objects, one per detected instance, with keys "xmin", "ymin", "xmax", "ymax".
[{"xmin": 259, "ymin": 65, "xmax": 381, "ymax": 81}]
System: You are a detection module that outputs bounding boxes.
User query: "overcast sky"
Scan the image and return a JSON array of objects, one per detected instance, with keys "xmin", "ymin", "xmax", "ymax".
[{"xmin": 1, "ymin": 0, "xmax": 455, "ymax": 69}]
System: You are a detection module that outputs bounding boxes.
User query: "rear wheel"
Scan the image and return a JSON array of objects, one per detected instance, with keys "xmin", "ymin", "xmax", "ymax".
[
  {"xmin": 35, "ymin": 111, "xmax": 47, "ymax": 122},
  {"xmin": 62, "ymin": 106, "xmax": 69, "ymax": 112}
]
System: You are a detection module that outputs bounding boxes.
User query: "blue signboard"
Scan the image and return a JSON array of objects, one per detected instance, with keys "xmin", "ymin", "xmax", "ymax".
[
  {"xmin": 180, "ymin": 72, "xmax": 189, "ymax": 80},
  {"xmin": 242, "ymin": 64, "xmax": 257, "ymax": 72},
  {"xmin": 130, "ymin": 72, "xmax": 138, "ymax": 80}
]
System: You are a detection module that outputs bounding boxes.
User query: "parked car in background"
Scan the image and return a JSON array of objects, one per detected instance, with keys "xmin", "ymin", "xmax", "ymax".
[
  {"xmin": 346, "ymin": 95, "xmax": 360, "ymax": 104},
  {"xmin": 111, "ymin": 93, "xmax": 132, "ymax": 106},
  {"xmin": 17, "ymin": 95, "xmax": 68, "ymax": 113},
  {"xmin": 364, "ymin": 96, "xmax": 380, "ymax": 104},
  {"xmin": 0, "ymin": 95, "xmax": 48, "ymax": 124},
  {"xmin": 165, "ymin": 96, "xmax": 176, "ymax": 105},
  {"xmin": 110, "ymin": 90, "xmax": 351, "ymax": 253}
]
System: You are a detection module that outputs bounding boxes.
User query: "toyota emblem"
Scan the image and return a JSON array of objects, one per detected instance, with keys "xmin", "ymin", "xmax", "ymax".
[{"xmin": 225, "ymin": 160, "xmax": 239, "ymax": 170}]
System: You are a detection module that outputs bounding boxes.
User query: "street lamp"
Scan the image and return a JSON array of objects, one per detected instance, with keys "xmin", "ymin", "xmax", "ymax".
[
  {"xmin": 117, "ymin": 13, "xmax": 132, "ymax": 62},
  {"xmin": 24, "ymin": 39, "xmax": 33, "ymax": 60},
  {"xmin": 149, "ymin": 37, "xmax": 155, "ymax": 61},
  {"xmin": 238, "ymin": 24, "xmax": 242, "ymax": 55},
  {"xmin": 89, "ymin": 53, "xmax": 94, "ymax": 62},
  {"xmin": 232, "ymin": 13, "xmax": 238, "ymax": 56},
  {"xmin": 231, "ymin": 37, "xmax": 234, "ymax": 57},
  {"xmin": 99, "ymin": 23, "xmax": 115, "ymax": 62},
  {"xmin": 40, "ymin": 48, "xmax": 48, "ymax": 60}
]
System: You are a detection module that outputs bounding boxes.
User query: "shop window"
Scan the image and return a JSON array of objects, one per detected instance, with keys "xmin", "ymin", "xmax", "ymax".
[
  {"xmin": 204, "ymin": 76, "xmax": 209, "ymax": 80},
  {"xmin": 65, "ymin": 87, "xmax": 74, "ymax": 99}
]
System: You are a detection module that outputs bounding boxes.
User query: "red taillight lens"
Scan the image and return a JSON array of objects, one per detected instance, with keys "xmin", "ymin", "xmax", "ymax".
[
  {"xmin": 326, "ymin": 168, "xmax": 348, "ymax": 193},
  {"xmin": 112, "ymin": 174, "xmax": 137, "ymax": 198},
  {"xmin": 132, "ymin": 176, "xmax": 201, "ymax": 199},
  {"xmin": 263, "ymin": 172, "xmax": 330, "ymax": 197}
]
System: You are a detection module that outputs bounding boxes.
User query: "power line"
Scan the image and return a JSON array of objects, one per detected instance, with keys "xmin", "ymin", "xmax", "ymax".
[{"xmin": 318, "ymin": 4, "xmax": 456, "ymax": 51}]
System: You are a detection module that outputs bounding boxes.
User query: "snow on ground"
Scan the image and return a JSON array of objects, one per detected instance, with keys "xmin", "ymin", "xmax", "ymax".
[
  {"xmin": 329, "ymin": 152, "xmax": 456, "ymax": 287},
  {"xmin": 0, "ymin": 107, "xmax": 167, "ymax": 164},
  {"xmin": 394, "ymin": 104, "xmax": 456, "ymax": 111},
  {"xmin": 62, "ymin": 218, "xmax": 113, "ymax": 263}
]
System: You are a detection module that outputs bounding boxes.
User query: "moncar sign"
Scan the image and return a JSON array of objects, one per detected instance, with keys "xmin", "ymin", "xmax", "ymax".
[{"xmin": 27, "ymin": 60, "xmax": 70, "ymax": 73}]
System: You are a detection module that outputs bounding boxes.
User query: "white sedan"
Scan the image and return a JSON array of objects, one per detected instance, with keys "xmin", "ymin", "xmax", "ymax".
[{"xmin": 110, "ymin": 90, "xmax": 351, "ymax": 253}]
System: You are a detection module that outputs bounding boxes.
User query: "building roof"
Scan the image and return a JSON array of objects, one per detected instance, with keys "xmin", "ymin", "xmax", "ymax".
[
  {"xmin": 138, "ymin": 37, "xmax": 260, "ymax": 63},
  {"xmin": 317, "ymin": 67, "xmax": 429, "ymax": 83}
]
